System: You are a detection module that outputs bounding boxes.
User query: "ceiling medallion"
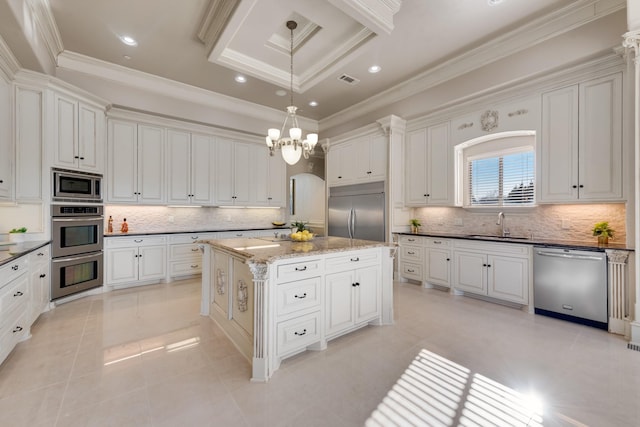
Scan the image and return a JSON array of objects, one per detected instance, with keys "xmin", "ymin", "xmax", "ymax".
[{"xmin": 481, "ymin": 110, "xmax": 499, "ymax": 132}]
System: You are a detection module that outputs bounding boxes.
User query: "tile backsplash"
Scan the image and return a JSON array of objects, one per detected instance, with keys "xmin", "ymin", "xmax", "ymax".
[
  {"xmin": 412, "ymin": 203, "xmax": 626, "ymax": 243},
  {"xmin": 104, "ymin": 205, "xmax": 286, "ymax": 233}
]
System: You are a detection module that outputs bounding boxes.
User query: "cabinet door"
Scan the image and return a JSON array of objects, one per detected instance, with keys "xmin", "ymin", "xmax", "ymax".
[
  {"xmin": 190, "ymin": 134, "xmax": 214, "ymax": 205},
  {"xmin": 78, "ymin": 104, "xmax": 103, "ymax": 173},
  {"xmin": 233, "ymin": 142, "xmax": 252, "ymax": 205},
  {"xmin": 106, "ymin": 247, "xmax": 139, "ymax": 285},
  {"xmin": 267, "ymin": 153, "xmax": 286, "ymax": 206},
  {"xmin": 405, "ymin": 129, "xmax": 428, "ymax": 206},
  {"xmin": 327, "ymin": 142, "xmax": 356, "ymax": 186},
  {"xmin": 355, "ymin": 266, "xmax": 379, "ymax": 323},
  {"xmin": 166, "ymin": 129, "xmax": 191, "ymax": 204},
  {"xmin": 138, "ymin": 245, "xmax": 167, "ymax": 281},
  {"xmin": 426, "ymin": 122, "xmax": 451, "ymax": 205},
  {"xmin": 251, "ymin": 147, "xmax": 270, "ymax": 206},
  {"xmin": 212, "ymin": 251, "xmax": 230, "ymax": 316},
  {"xmin": 15, "ymin": 87, "xmax": 43, "ymax": 201},
  {"xmin": 578, "ymin": 73, "xmax": 622, "ymax": 200},
  {"xmin": 53, "ymin": 94, "xmax": 78, "ymax": 169},
  {"xmin": 231, "ymin": 258, "xmax": 254, "ymax": 336},
  {"xmin": 425, "ymin": 248, "xmax": 451, "ymax": 288},
  {"xmin": 215, "ymin": 138, "xmax": 235, "ymax": 205},
  {"xmin": 0, "ymin": 75, "xmax": 12, "ymax": 199},
  {"xmin": 367, "ymin": 135, "xmax": 387, "ymax": 181},
  {"xmin": 29, "ymin": 263, "xmax": 49, "ymax": 324},
  {"xmin": 540, "ymin": 86, "xmax": 579, "ymax": 202},
  {"xmin": 487, "ymin": 255, "xmax": 528, "ymax": 304},
  {"xmin": 108, "ymin": 120, "xmax": 138, "ymax": 202},
  {"xmin": 325, "ymin": 271, "xmax": 355, "ymax": 336},
  {"xmin": 453, "ymin": 250, "xmax": 486, "ymax": 295},
  {"xmin": 138, "ymin": 124, "xmax": 165, "ymax": 204}
]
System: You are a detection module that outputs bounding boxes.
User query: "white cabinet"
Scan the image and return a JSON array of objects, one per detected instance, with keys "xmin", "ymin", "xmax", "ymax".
[
  {"xmin": 252, "ymin": 148, "xmax": 286, "ymax": 207},
  {"xmin": 53, "ymin": 93, "xmax": 105, "ymax": 173},
  {"xmin": 105, "ymin": 236, "xmax": 167, "ymax": 288},
  {"xmin": 168, "ymin": 232, "xmax": 217, "ymax": 279},
  {"xmin": 167, "ymin": 130, "xmax": 215, "ymax": 205},
  {"xmin": 28, "ymin": 245, "xmax": 50, "ymax": 325},
  {"xmin": 540, "ymin": 73, "xmax": 623, "ymax": 202},
  {"xmin": 107, "ymin": 120, "xmax": 166, "ymax": 204},
  {"xmin": 0, "ymin": 74, "xmax": 12, "ymax": 200},
  {"xmin": 0, "ymin": 257, "xmax": 29, "ymax": 365},
  {"xmin": 14, "ymin": 85, "xmax": 43, "ymax": 201},
  {"xmin": 327, "ymin": 135, "xmax": 387, "ymax": 187},
  {"xmin": 453, "ymin": 240, "xmax": 530, "ymax": 304},
  {"xmin": 325, "ymin": 250, "xmax": 380, "ymax": 338},
  {"xmin": 424, "ymin": 238, "xmax": 451, "ymax": 288},
  {"xmin": 215, "ymin": 138, "xmax": 251, "ymax": 206},
  {"xmin": 405, "ymin": 122, "xmax": 452, "ymax": 206},
  {"xmin": 398, "ymin": 235, "xmax": 424, "ymax": 282}
]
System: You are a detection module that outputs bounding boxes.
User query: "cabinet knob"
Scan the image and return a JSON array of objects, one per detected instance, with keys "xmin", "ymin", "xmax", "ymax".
[
  {"xmin": 139, "ymin": 254, "xmax": 143, "ymax": 258},
  {"xmin": 572, "ymin": 185, "xmax": 577, "ymax": 189},
  {"xmin": 338, "ymin": 176, "xmax": 342, "ymax": 179},
  {"xmin": 367, "ymin": 171, "xmax": 372, "ymax": 175},
  {"xmin": 74, "ymin": 155, "xmax": 79, "ymax": 159},
  {"xmin": 0, "ymin": 180, "xmax": 3, "ymax": 183},
  {"xmin": 446, "ymin": 258, "xmax": 450, "ymax": 261},
  {"xmin": 487, "ymin": 264, "xmax": 491, "ymax": 267},
  {"xmin": 483, "ymin": 263, "xmax": 487, "ymax": 267},
  {"xmin": 352, "ymin": 282, "xmax": 357, "ymax": 287},
  {"xmin": 579, "ymin": 185, "xmax": 584, "ymax": 188},
  {"xmin": 80, "ymin": 157, "xmax": 85, "ymax": 160}
]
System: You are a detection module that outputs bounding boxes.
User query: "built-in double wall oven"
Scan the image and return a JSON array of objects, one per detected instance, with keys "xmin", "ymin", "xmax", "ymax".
[{"xmin": 50, "ymin": 204, "xmax": 104, "ymax": 300}]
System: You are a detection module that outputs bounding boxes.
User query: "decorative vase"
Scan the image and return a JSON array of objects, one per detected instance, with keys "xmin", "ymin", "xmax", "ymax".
[
  {"xmin": 411, "ymin": 225, "xmax": 419, "ymax": 234},
  {"xmin": 597, "ymin": 235, "xmax": 609, "ymax": 245},
  {"xmin": 9, "ymin": 233, "xmax": 25, "ymax": 243}
]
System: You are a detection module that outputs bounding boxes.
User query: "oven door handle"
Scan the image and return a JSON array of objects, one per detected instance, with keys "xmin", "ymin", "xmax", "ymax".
[
  {"xmin": 52, "ymin": 252, "xmax": 102, "ymax": 263},
  {"xmin": 52, "ymin": 217, "xmax": 104, "ymax": 222}
]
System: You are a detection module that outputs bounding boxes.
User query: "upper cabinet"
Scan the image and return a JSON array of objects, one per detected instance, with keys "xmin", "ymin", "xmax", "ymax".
[
  {"xmin": 327, "ymin": 134, "xmax": 387, "ymax": 187},
  {"xmin": 215, "ymin": 138, "xmax": 251, "ymax": 206},
  {"xmin": 405, "ymin": 122, "xmax": 452, "ymax": 206},
  {"xmin": 52, "ymin": 93, "xmax": 105, "ymax": 174},
  {"xmin": 14, "ymin": 85, "xmax": 43, "ymax": 202},
  {"xmin": 539, "ymin": 73, "xmax": 623, "ymax": 202},
  {"xmin": 0, "ymin": 74, "xmax": 12, "ymax": 200},
  {"xmin": 107, "ymin": 120, "xmax": 166, "ymax": 204},
  {"xmin": 252, "ymin": 148, "xmax": 286, "ymax": 207},
  {"xmin": 166, "ymin": 130, "xmax": 214, "ymax": 206}
]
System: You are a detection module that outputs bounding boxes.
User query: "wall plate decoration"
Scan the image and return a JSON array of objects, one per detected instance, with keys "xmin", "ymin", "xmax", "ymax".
[{"xmin": 481, "ymin": 110, "xmax": 499, "ymax": 132}]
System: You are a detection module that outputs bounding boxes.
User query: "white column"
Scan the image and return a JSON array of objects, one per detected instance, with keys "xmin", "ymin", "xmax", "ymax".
[
  {"xmin": 247, "ymin": 261, "xmax": 270, "ymax": 382},
  {"xmin": 623, "ymin": 30, "xmax": 640, "ymax": 346}
]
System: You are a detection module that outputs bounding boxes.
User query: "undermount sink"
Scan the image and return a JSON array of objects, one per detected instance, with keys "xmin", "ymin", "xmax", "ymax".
[{"xmin": 465, "ymin": 234, "xmax": 530, "ymax": 240}]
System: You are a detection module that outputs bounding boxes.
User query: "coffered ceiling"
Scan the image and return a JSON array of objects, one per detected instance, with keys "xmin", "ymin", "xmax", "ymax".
[{"xmin": 0, "ymin": 0, "xmax": 626, "ymax": 123}]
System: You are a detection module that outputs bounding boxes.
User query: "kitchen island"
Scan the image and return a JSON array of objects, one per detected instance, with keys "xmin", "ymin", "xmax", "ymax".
[{"xmin": 200, "ymin": 236, "xmax": 396, "ymax": 382}]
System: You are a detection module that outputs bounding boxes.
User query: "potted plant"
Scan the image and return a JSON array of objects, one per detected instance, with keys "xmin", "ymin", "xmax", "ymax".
[
  {"xmin": 291, "ymin": 220, "xmax": 308, "ymax": 233},
  {"xmin": 9, "ymin": 227, "xmax": 27, "ymax": 243},
  {"xmin": 592, "ymin": 221, "xmax": 614, "ymax": 245},
  {"xmin": 409, "ymin": 219, "xmax": 421, "ymax": 234}
]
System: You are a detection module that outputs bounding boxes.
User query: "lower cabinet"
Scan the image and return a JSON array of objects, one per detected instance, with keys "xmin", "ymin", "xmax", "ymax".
[
  {"xmin": 28, "ymin": 245, "xmax": 50, "ymax": 325},
  {"xmin": 0, "ymin": 257, "xmax": 29, "ymax": 365},
  {"xmin": 453, "ymin": 241, "xmax": 530, "ymax": 304},
  {"xmin": 424, "ymin": 238, "xmax": 451, "ymax": 288},
  {"xmin": 105, "ymin": 236, "xmax": 167, "ymax": 288},
  {"xmin": 324, "ymin": 250, "xmax": 380, "ymax": 339},
  {"xmin": 168, "ymin": 233, "xmax": 217, "ymax": 280}
]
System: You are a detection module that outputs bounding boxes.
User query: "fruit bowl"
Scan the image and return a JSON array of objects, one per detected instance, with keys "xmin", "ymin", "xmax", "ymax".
[
  {"xmin": 290, "ymin": 231, "xmax": 314, "ymax": 242},
  {"xmin": 272, "ymin": 221, "xmax": 286, "ymax": 226}
]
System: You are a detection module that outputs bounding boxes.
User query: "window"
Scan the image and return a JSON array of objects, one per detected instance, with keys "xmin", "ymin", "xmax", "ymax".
[{"xmin": 455, "ymin": 131, "xmax": 536, "ymax": 207}]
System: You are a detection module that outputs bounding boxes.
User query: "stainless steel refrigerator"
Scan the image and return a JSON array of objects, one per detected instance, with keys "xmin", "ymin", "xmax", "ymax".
[{"xmin": 328, "ymin": 181, "xmax": 385, "ymax": 242}]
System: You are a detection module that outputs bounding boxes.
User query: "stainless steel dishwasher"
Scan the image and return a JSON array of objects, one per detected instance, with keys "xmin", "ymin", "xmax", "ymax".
[{"xmin": 533, "ymin": 247, "xmax": 608, "ymax": 330}]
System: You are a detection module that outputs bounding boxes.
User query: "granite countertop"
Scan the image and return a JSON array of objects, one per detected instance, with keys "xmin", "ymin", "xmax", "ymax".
[
  {"xmin": 0, "ymin": 240, "xmax": 51, "ymax": 267},
  {"xmin": 395, "ymin": 231, "xmax": 633, "ymax": 251},
  {"xmin": 104, "ymin": 226, "xmax": 290, "ymax": 238},
  {"xmin": 202, "ymin": 236, "xmax": 393, "ymax": 264}
]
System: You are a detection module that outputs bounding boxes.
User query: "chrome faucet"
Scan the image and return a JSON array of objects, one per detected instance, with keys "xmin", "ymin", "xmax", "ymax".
[{"xmin": 496, "ymin": 212, "xmax": 510, "ymax": 237}]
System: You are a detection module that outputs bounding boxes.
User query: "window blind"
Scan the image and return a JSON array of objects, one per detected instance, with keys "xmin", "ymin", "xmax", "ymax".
[{"xmin": 468, "ymin": 150, "xmax": 534, "ymax": 206}]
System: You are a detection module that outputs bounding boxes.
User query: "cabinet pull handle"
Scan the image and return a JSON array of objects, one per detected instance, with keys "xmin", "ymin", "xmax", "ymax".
[
  {"xmin": 338, "ymin": 176, "xmax": 342, "ymax": 179},
  {"xmin": 407, "ymin": 239, "xmax": 415, "ymax": 242},
  {"xmin": 14, "ymin": 291, "xmax": 24, "ymax": 297},
  {"xmin": 190, "ymin": 265, "xmax": 198, "ymax": 268},
  {"xmin": 40, "ymin": 274, "xmax": 46, "ymax": 278},
  {"xmin": 139, "ymin": 254, "xmax": 143, "ymax": 258},
  {"xmin": 294, "ymin": 293, "xmax": 307, "ymax": 299},
  {"xmin": 191, "ymin": 236, "xmax": 198, "ymax": 240},
  {"xmin": 191, "ymin": 248, "xmax": 200, "ymax": 252},
  {"xmin": 579, "ymin": 185, "xmax": 584, "ymax": 188},
  {"xmin": 350, "ymin": 257, "xmax": 359, "ymax": 262},
  {"xmin": 433, "ymin": 241, "xmax": 441, "ymax": 244},
  {"xmin": 294, "ymin": 329, "xmax": 307, "ymax": 336},
  {"xmin": 355, "ymin": 282, "xmax": 360, "ymax": 287},
  {"xmin": 135, "ymin": 239, "xmax": 143, "ymax": 243},
  {"xmin": 37, "ymin": 252, "xmax": 44, "ymax": 256},
  {"xmin": 572, "ymin": 185, "xmax": 577, "ymax": 189},
  {"xmin": 483, "ymin": 263, "xmax": 487, "ymax": 267},
  {"xmin": 12, "ymin": 265, "xmax": 19, "ymax": 271},
  {"xmin": 407, "ymin": 251, "xmax": 415, "ymax": 255},
  {"xmin": 407, "ymin": 269, "xmax": 415, "ymax": 273},
  {"xmin": 0, "ymin": 180, "xmax": 3, "ymax": 183},
  {"xmin": 13, "ymin": 326, "xmax": 23, "ymax": 333},
  {"xmin": 487, "ymin": 264, "xmax": 491, "ymax": 267},
  {"xmin": 294, "ymin": 266, "xmax": 307, "ymax": 271},
  {"xmin": 446, "ymin": 258, "xmax": 450, "ymax": 261}
]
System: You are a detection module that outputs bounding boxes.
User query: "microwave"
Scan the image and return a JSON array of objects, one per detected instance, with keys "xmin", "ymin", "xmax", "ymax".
[{"xmin": 52, "ymin": 168, "xmax": 103, "ymax": 202}]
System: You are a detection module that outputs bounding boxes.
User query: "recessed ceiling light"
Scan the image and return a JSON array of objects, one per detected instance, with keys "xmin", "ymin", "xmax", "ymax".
[
  {"xmin": 309, "ymin": 101, "xmax": 318, "ymax": 107},
  {"xmin": 275, "ymin": 90, "xmax": 287, "ymax": 97},
  {"xmin": 235, "ymin": 75, "xmax": 247, "ymax": 83},
  {"xmin": 120, "ymin": 35, "xmax": 138, "ymax": 46},
  {"xmin": 368, "ymin": 65, "xmax": 381, "ymax": 74},
  {"xmin": 123, "ymin": 55, "xmax": 131, "ymax": 60}
]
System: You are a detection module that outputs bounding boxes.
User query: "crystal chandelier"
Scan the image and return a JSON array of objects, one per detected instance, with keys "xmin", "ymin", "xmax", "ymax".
[{"xmin": 266, "ymin": 21, "xmax": 318, "ymax": 165}]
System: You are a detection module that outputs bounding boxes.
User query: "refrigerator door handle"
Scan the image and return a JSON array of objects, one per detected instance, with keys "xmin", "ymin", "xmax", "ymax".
[{"xmin": 350, "ymin": 208, "xmax": 356, "ymax": 239}]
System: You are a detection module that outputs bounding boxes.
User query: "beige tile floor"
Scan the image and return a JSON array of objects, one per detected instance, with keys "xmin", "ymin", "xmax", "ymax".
[{"xmin": 1, "ymin": 279, "xmax": 639, "ymax": 426}]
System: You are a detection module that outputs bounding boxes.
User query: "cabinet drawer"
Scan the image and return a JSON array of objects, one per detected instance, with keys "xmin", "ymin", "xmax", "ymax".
[
  {"xmin": 325, "ymin": 250, "xmax": 380, "ymax": 271},
  {"xmin": 400, "ymin": 245, "xmax": 423, "ymax": 262},
  {"xmin": 169, "ymin": 233, "xmax": 218, "ymax": 244},
  {"xmin": 105, "ymin": 235, "xmax": 167, "ymax": 248},
  {"xmin": 170, "ymin": 243, "xmax": 202, "ymax": 259},
  {"xmin": 399, "ymin": 235, "xmax": 424, "ymax": 245},
  {"xmin": 169, "ymin": 260, "xmax": 202, "ymax": 276},
  {"xmin": 1, "ymin": 273, "xmax": 28, "ymax": 315},
  {"xmin": 0, "ymin": 310, "xmax": 28, "ymax": 363},
  {"xmin": 276, "ymin": 277, "xmax": 321, "ymax": 317},
  {"xmin": 426, "ymin": 238, "xmax": 450, "ymax": 248},
  {"xmin": 276, "ymin": 258, "xmax": 322, "ymax": 281},
  {"xmin": 29, "ymin": 245, "xmax": 50, "ymax": 266},
  {"xmin": 400, "ymin": 262, "xmax": 423, "ymax": 281},
  {"xmin": 277, "ymin": 311, "xmax": 321, "ymax": 356},
  {"xmin": 1, "ymin": 257, "xmax": 28, "ymax": 288}
]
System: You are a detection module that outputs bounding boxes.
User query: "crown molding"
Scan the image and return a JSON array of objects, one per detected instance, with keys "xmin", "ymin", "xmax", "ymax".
[
  {"xmin": 328, "ymin": 0, "xmax": 402, "ymax": 35},
  {"xmin": 26, "ymin": 0, "xmax": 64, "ymax": 66},
  {"xmin": 319, "ymin": 0, "xmax": 626, "ymax": 132},
  {"xmin": 56, "ymin": 50, "xmax": 318, "ymax": 131},
  {"xmin": 0, "ymin": 35, "xmax": 21, "ymax": 80},
  {"xmin": 197, "ymin": 0, "xmax": 240, "ymax": 57}
]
